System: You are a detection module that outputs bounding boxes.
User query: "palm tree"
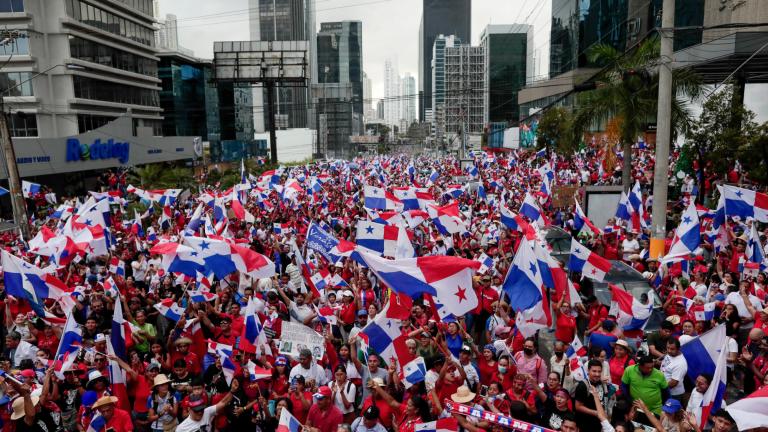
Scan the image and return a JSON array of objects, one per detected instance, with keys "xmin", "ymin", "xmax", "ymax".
[{"xmin": 573, "ymin": 37, "xmax": 702, "ymax": 188}]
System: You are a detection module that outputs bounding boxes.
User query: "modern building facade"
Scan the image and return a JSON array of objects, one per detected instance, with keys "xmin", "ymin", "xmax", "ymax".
[
  {"xmin": 248, "ymin": 0, "xmax": 316, "ymax": 131},
  {"xmin": 317, "ymin": 21, "xmax": 363, "ymax": 116},
  {"xmin": 431, "ymin": 34, "xmax": 461, "ymax": 142},
  {"xmin": 157, "ymin": 51, "xmax": 208, "ymax": 138},
  {"xmin": 363, "ymin": 72, "xmax": 374, "ymax": 122},
  {"xmin": 444, "ymin": 44, "xmax": 486, "ymax": 138},
  {"xmin": 401, "ymin": 72, "xmax": 416, "ymax": 127},
  {"xmin": 0, "ymin": 0, "xmax": 199, "ymax": 186},
  {"xmin": 383, "ymin": 58, "xmax": 400, "ymax": 127},
  {"xmin": 418, "ymin": 0, "xmax": 471, "ymax": 122},
  {"xmin": 156, "ymin": 13, "xmax": 178, "ymax": 51},
  {"xmin": 480, "ymin": 24, "xmax": 532, "ymax": 124}
]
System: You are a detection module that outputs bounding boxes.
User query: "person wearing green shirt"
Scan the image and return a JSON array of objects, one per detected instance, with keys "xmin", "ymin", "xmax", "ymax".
[
  {"xmin": 131, "ymin": 309, "xmax": 157, "ymax": 354},
  {"xmin": 621, "ymin": 355, "xmax": 668, "ymax": 416}
]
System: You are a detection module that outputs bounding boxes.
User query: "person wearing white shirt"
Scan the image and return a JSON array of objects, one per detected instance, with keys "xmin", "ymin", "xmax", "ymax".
[
  {"xmin": 176, "ymin": 383, "xmax": 235, "ymax": 432},
  {"xmin": 5, "ymin": 331, "xmax": 39, "ymax": 369},
  {"xmin": 686, "ymin": 373, "xmax": 726, "ymax": 427},
  {"xmin": 660, "ymin": 338, "xmax": 687, "ymax": 398},
  {"xmin": 621, "ymin": 232, "xmax": 640, "ymax": 261},
  {"xmin": 725, "ymin": 286, "xmax": 763, "ymax": 327},
  {"xmin": 289, "ymin": 348, "xmax": 328, "ymax": 386},
  {"xmin": 330, "ymin": 366, "xmax": 357, "ymax": 417}
]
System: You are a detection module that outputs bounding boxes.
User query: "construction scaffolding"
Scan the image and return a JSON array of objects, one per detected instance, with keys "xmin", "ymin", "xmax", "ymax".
[{"xmin": 444, "ymin": 44, "xmax": 486, "ymax": 153}]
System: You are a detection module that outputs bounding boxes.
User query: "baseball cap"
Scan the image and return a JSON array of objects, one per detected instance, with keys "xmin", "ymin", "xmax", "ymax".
[
  {"xmin": 188, "ymin": 395, "xmax": 206, "ymax": 412},
  {"xmin": 275, "ymin": 356, "xmax": 288, "ymax": 367},
  {"xmin": 662, "ymin": 398, "xmax": 682, "ymax": 414},
  {"xmin": 313, "ymin": 386, "xmax": 332, "ymax": 399}
]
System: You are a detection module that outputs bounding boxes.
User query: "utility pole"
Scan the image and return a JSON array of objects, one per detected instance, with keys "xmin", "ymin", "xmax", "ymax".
[
  {"xmin": 265, "ymin": 82, "xmax": 278, "ymax": 164},
  {"xmin": 649, "ymin": 0, "xmax": 674, "ymax": 260},
  {"xmin": 0, "ymin": 99, "xmax": 30, "ymax": 239}
]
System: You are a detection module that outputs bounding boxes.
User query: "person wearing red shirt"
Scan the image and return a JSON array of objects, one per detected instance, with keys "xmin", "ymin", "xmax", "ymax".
[
  {"xmin": 168, "ymin": 338, "xmax": 201, "ymax": 375},
  {"xmin": 338, "ymin": 291, "xmax": 357, "ymax": 329},
  {"xmin": 33, "ymin": 325, "xmax": 60, "ymax": 357},
  {"xmin": 505, "ymin": 374, "xmax": 537, "ymax": 417},
  {"xmin": 584, "ymin": 296, "xmax": 609, "ymax": 338},
  {"xmin": 306, "ymin": 386, "xmax": 343, "ymax": 432},
  {"xmin": 554, "ymin": 298, "xmax": 577, "ymax": 343},
  {"xmin": 288, "ymin": 375, "xmax": 313, "ymax": 424},
  {"xmin": 93, "ymin": 396, "xmax": 134, "ymax": 432}
]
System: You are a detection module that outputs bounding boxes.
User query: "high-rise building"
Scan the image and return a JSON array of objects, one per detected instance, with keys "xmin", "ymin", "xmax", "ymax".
[
  {"xmin": 363, "ymin": 72, "xmax": 374, "ymax": 122},
  {"xmin": 383, "ymin": 58, "xmax": 401, "ymax": 127},
  {"xmin": 376, "ymin": 99, "xmax": 385, "ymax": 120},
  {"xmin": 315, "ymin": 20, "xmax": 363, "ymax": 159},
  {"xmin": 0, "ymin": 0, "xmax": 199, "ymax": 184},
  {"xmin": 418, "ymin": 0, "xmax": 471, "ymax": 122},
  {"xmin": 480, "ymin": 25, "xmax": 532, "ymax": 124},
  {"xmin": 248, "ymin": 0, "xmax": 316, "ymax": 131},
  {"xmin": 444, "ymin": 45, "xmax": 486, "ymax": 138},
  {"xmin": 401, "ymin": 73, "xmax": 416, "ymax": 127},
  {"xmin": 156, "ymin": 13, "xmax": 179, "ymax": 51},
  {"xmin": 431, "ymin": 34, "xmax": 461, "ymax": 141},
  {"xmin": 317, "ymin": 21, "xmax": 363, "ymax": 116}
]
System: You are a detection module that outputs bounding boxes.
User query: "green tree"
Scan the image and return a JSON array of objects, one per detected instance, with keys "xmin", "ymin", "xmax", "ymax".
[
  {"xmin": 573, "ymin": 37, "xmax": 702, "ymax": 187},
  {"xmin": 536, "ymin": 106, "xmax": 578, "ymax": 155},
  {"xmin": 686, "ymin": 87, "xmax": 757, "ymax": 185}
]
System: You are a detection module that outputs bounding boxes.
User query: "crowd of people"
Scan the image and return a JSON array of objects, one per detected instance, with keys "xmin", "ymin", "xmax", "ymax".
[{"xmin": 0, "ymin": 144, "xmax": 763, "ymax": 432}]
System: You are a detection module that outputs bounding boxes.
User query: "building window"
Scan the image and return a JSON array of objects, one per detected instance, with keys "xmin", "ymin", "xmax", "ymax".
[
  {"xmin": 0, "ymin": 72, "xmax": 33, "ymax": 96},
  {"xmin": 0, "ymin": 0, "xmax": 23, "ymax": 12},
  {"xmin": 77, "ymin": 114, "xmax": 116, "ymax": 133},
  {"xmin": 0, "ymin": 31, "xmax": 28, "ymax": 55},
  {"xmin": 8, "ymin": 113, "xmax": 36, "ymax": 137},
  {"xmin": 73, "ymin": 75, "xmax": 159, "ymax": 107},
  {"xmin": 65, "ymin": 0, "xmax": 154, "ymax": 47},
  {"xmin": 68, "ymin": 36, "xmax": 158, "ymax": 77}
]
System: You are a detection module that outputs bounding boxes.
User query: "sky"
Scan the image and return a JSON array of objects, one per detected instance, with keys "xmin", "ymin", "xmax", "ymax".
[
  {"xmin": 157, "ymin": 0, "xmax": 768, "ymax": 122},
  {"xmin": 156, "ymin": 0, "xmax": 552, "ymax": 100}
]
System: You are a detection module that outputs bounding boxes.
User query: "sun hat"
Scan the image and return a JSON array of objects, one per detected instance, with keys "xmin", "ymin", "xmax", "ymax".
[
  {"xmin": 451, "ymin": 385, "xmax": 476, "ymax": 403},
  {"xmin": 153, "ymin": 374, "xmax": 171, "ymax": 387},
  {"xmin": 92, "ymin": 395, "xmax": 119, "ymax": 410},
  {"xmin": 11, "ymin": 396, "xmax": 39, "ymax": 420},
  {"xmin": 615, "ymin": 339, "xmax": 630, "ymax": 349}
]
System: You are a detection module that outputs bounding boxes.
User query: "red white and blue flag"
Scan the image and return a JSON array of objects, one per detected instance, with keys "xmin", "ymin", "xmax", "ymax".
[
  {"xmin": 154, "ymin": 298, "xmax": 185, "ymax": 321},
  {"xmin": 610, "ymin": 284, "xmax": 652, "ymax": 331},
  {"xmin": 569, "ymin": 242, "xmax": 612, "ymax": 282},
  {"xmin": 573, "ymin": 200, "xmax": 602, "ymax": 236},
  {"xmin": 662, "ymin": 202, "xmax": 700, "ymax": 263},
  {"xmin": 722, "ymin": 184, "xmax": 768, "ymax": 222},
  {"xmin": 277, "ymin": 407, "xmax": 302, "ymax": 432},
  {"xmin": 358, "ymin": 249, "xmax": 480, "ymax": 317},
  {"xmin": 414, "ymin": 418, "xmax": 459, "ymax": 432}
]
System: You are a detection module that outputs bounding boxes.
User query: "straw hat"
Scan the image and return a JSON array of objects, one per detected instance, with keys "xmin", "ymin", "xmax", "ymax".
[
  {"xmin": 174, "ymin": 337, "xmax": 193, "ymax": 346},
  {"xmin": 92, "ymin": 395, "xmax": 119, "ymax": 410},
  {"xmin": 153, "ymin": 374, "xmax": 171, "ymax": 387},
  {"xmin": 10, "ymin": 396, "xmax": 39, "ymax": 420},
  {"xmin": 450, "ymin": 385, "xmax": 476, "ymax": 403}
]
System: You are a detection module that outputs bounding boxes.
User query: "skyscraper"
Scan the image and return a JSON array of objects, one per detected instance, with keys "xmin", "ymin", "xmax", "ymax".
[
  {"xmin": 432, "ymin": 35, "xmax": 462, "ymax": 143},
  {"xmin": 156, "ymin": 14, "xmax": 179, "ymax": 51},
  {"xmin": 418, "ymin": 0, "xmax": 471, "ymax": 122},
  {"xmin": 383, "ymin": 58, "xmax": 401, "ymax": 127},
  {"xmin": 401, "ymin": 72, "xmax": 416, "ymax": 126},
  {"xmin": 248, "ymin": 0, "xmax": 316, "ymax": 131},
  {"xmin": 363, "ymin": 72, "xmax": 374, "ymax": 122},
  {"xmin": 315, "ymin": 21, "xmax": 364, "ymax": 158},
  {"xmin": 480, "ymin": 24, "xmax": 531, "ymax": 124}
]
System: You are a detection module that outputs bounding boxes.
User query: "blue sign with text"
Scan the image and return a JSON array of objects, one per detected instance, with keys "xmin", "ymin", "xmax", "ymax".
[{"xmin": 66, "ymin": 138, "xmax": 130, "ymax": 164}]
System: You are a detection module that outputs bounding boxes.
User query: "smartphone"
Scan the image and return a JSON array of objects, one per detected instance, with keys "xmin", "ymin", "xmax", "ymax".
[{"xmin": 480, "ymin": 385, "xmax": 488, "ymax": 397}]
